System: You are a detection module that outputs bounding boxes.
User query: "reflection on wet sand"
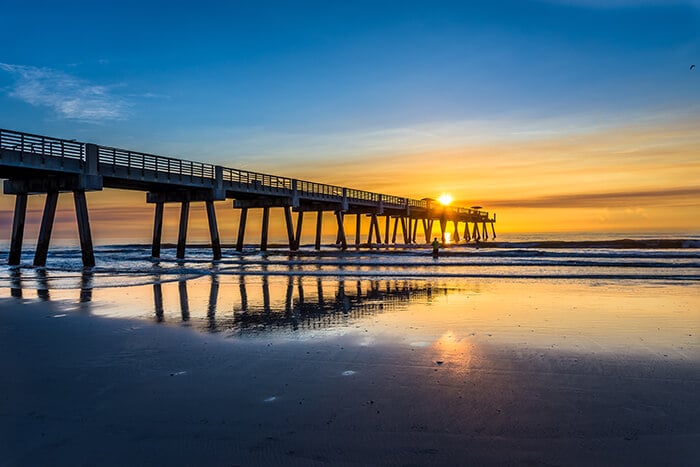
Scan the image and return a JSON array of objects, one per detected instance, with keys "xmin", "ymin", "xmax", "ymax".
[
  {"xmin": 8, "ymin": 268, "xmax": 94, "ymax": 303},
  {"xmin": 149, "ymin": 274, "xmax": 444, "ymax": 334},
  {"xmin": 5, "ymin": 268, "xmax": 452, "ymax": 334},
  {"xmin": 5, "ymin": 269, "xmax": 696, "ymax": 359}
]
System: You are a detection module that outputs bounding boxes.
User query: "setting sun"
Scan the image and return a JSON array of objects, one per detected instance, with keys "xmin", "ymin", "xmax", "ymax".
[{"xmin": 438, "ymin": 194, "xmax": 453, "ymax": 206}]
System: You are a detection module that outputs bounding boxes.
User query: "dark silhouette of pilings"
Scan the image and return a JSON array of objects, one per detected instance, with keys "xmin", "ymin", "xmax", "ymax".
[
  {"xmin": 147, "ymin": 191, "xmax": 223, "ymax": 260},
  {"xmin": 5, "ymin": 184, "xmax": 98, "ymax": 267}
]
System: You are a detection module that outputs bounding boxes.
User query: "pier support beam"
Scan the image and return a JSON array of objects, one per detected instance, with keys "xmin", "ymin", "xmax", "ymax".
[
  {"xmin": 8, "ymin": 193, "xmax": 27, "ymax": 266},
  {"xmin": 391, "ymin": 217, "xmax": 399, "ymax": 244},
  {"xmin": 147, "ymin": 190, "xmax": 223, "ymax": 260},
  {"xmin": 422, "ymin": 219, "xmax": 429, "ymax": 244},
  {"xmin": 5, "ymin": 176, "xmax": 100, "ymax": 267},
  {"xmin": 335, "ymin": 212, "xmax": 344, "ymax": 245},
  {"xmin": 73, "ymin": 190, "xmax": 95, "ymax": 267},
  {"xmin": 453, "ymin": 221, "xmax": 460, "ymax": 243},
  {"xmin": 294, "ymin": 211, "xmax": 304, "ymax": 250},
  {"xmin": 355, "ymin": 214, "xmax": 362, "ymax": 246},
  {"xmin": 425, "ymin": 220, "xmax": 434, "ymax": 243},
  {"xmin": 400, "ymin": 217, "xmax": 409, "ymax": 244},
  {"xmin": 152, "ymin": 202, "xmax": 164, "ymax": 258},
  {"xmin": 176, "ymin": 201, "xmax": 190, "ymax": 259},
  {"xmin": 491, "ymin": 222, "xmax": 496, "ymax": 239},
  {"xmin": 205, "ymin": 200, "xmax": 222, "ymax": 260},
  {"xmin": 367, "ymin": 215, "xmax": 375, "ymax": 245},
  {"xmin": 33, "ymin": 192, "xmax": 59, "ymax": 267},
  {"xmin": 464, "ymin": 221, "xmax": 471, "ymax": 242},
  {"xmin": 236, "ymin": 207, "xmax": 248, "ymax": 252},
  {"xmin": 335, "ymin": 211, "xmax": 347, "ymax": 250},
  {"xmin": 315, "ymin": 211, "xmax": 323, "ymax": 250},
  {"xmin": 367, "ymin": 214, "xmax": 381, "ymax": 245},
  {"xmin": 372, "ymin": 214, "xmax": 382, "ymax": 244},
  {"xmin": 384, "ymin": 216, "xmax": 390, "ymax": 244},
  {"xmin": 439, "ymin": 217, "xmax": 447, "ymax": 245},
  {"xmin": 283, "ymin": 206, "xmax": 295, "ymax": 251},
  {"xmin": 260, "ymin": 207, "xmax": 270, "ymax": 251}
]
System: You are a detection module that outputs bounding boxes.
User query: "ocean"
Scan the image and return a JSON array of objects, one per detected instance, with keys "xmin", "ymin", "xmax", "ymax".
[{"xmin": 1, "ymin": 235, "xmax": 698, "ymax": 342}]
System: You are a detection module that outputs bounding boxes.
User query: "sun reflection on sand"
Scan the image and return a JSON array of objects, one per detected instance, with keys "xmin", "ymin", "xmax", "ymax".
[{"xmin": 431, "ymin": 330, "xmax": 474, "ymax": 374}]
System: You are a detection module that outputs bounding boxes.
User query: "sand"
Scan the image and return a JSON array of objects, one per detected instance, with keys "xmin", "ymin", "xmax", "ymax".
[{"xmin": 1, "ymin": 298, "xmax": 699, "ymax": 466}]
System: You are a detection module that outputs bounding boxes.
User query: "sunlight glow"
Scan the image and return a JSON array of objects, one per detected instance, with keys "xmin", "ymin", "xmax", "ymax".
[
  {"xmin": 438, "ymin": 194, "xmax": 453, "ymax": 206},
  {"xmin": 444, "ymin": 232, "xmax": 452, "ymax": 244}
]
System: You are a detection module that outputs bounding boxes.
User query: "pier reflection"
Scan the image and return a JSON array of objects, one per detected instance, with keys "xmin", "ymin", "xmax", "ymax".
[
  {"xmin": 5, "ymin": 268, "xmax": 94, "ymax": 303},
  {"xmin": 149, "ymin": 275, "xmax": 446, "ymax": 335},
  {"xmin": 3, "ymin": 269, "xmax": 457, "ymax": 335}
]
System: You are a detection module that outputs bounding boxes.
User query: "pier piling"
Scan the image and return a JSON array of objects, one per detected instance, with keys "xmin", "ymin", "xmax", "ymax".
[
  {"xmin": 205, "ymin": 200, "xmax": 222, "ymax": 260},
  {"xmin": 9, "ymin": 193, "xmax": 27, "ymax": 265},
  {"xmin": 260, "ymin": 207, "xmax": 270, "ymax": 251},
  {"xmin": 152, "ymin": 202, "xmax": 164, "ymax": 258},
  {"xmin": 33, "ymin": 192, "xmax": 59, "ymax": 267},
  {"xmin": 236, "ymin": 207, "xmax": 248, "ymax": 252},
  {"xmin": 176, "ymin": 201, "xmax": 190, "ymax": 259},
  {"xmin": 294, "ymin": 211, "xmax": 304, "ymax": 250},
  {"xmin": 315, "ymin": 211, "xmax": 323, "ymax": 250},
  {"xmin": 73, "ymin": 190, "xmax": 95, "ymax": 267},
  {"xmin": 283, "ymin": 206, "xmax": 295, "ymax": 251}
]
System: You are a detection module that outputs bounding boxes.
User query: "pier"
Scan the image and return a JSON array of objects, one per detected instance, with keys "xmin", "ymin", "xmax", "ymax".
[{"xmin": 0, "ymin": 128, "xmax": 496, "ymax": 266}]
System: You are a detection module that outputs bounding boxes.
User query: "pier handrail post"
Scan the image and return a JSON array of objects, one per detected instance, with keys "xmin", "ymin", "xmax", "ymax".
[
  {"xmin": 342, "ymin": 188, "xmax": 348, "ymax": 211},
  {"xmin": 85, "ymin": 144, "xmax": 99, "ymax": 175},
  {"xmin": 214, "ymin": 165, "xmax": 225, "ymax": 199},
  {"xmin": 292, "ymin": 179, "xmax": 299, "ymax": 208}
]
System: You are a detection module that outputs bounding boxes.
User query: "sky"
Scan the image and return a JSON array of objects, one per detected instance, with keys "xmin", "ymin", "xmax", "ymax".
[{"xmin": 1, "ymin": 0, "xmax": 699, "ymax": 243}]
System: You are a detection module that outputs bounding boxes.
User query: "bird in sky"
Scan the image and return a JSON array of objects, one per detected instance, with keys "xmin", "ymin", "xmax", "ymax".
[{"xmin": 691, "ymin": 64, "xmax": 696, "ymax": 70}]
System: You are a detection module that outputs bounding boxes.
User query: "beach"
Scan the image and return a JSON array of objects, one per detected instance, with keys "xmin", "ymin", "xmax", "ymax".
[{"xmin": 1, "ymin": 246, "xmax": 699, "ymax": 466}]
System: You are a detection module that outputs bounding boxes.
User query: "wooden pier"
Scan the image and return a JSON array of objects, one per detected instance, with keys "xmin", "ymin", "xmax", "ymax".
[{"xmin": 0, "ymin": 128, "xmax": 496, "ymax": 266}]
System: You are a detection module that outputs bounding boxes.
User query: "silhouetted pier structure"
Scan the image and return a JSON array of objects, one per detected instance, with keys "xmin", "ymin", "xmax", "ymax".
[{"xmin": 1, "ymin": 128, "xmax": 496, "ymax": 266}]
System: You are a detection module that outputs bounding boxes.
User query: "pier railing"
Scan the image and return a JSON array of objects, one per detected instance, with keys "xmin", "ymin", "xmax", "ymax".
[
  {"xmin": 98, "ymin": 145, "xmax": 217, "ymax": 182},
  {"xmin": 0, "ymin": 128, "xmax": 84, "ymax": 164},
  {"xmin": 0, "ymin": 128, "xmax": 481, "ymax": 216}
]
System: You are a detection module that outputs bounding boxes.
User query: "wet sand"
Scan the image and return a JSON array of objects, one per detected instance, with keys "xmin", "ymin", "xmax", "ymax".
[{"xmin": 1, "ymin": 298, "xmax": 698, "ymax": 466}]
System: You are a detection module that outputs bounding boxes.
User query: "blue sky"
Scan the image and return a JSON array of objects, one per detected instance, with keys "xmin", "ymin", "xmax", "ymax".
[
  {"xmin": 1, "ymin": 0, "xmax": 699, "ymax": 234},
  {"xmin": 2, "ymin": 0, "xmax": 697, "ymax": 146}
]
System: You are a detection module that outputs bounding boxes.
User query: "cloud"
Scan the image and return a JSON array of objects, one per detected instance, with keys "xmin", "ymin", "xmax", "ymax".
[
  {"xmin": 484, "ymin": 186, "xmax": 700, "ymax": 208},
  {"xmin": 0, "ymin": 63, "xmax": 129, "ymax": 122}
]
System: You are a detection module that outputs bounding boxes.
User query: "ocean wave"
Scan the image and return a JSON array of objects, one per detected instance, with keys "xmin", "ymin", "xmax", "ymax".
[{"xmin": 1, "ymin": 239, "xmax": 699, "ymax": 287}]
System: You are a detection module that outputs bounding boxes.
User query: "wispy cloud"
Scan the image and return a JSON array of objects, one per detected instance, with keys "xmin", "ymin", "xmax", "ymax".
[{"xmin": 0, "ymin": 63, "xmax": 129, "ymax": 122}]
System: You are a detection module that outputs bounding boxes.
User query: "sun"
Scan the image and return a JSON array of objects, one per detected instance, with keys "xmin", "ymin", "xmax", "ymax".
[{"xmin": 438, "ymin": 194, "xmax": 453, "ymax": 206}]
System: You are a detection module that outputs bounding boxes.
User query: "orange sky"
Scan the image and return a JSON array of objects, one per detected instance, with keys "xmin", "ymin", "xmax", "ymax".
[{"xmin": 1, "ymin": 116, "xmax": 698, "ymax": 246}]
